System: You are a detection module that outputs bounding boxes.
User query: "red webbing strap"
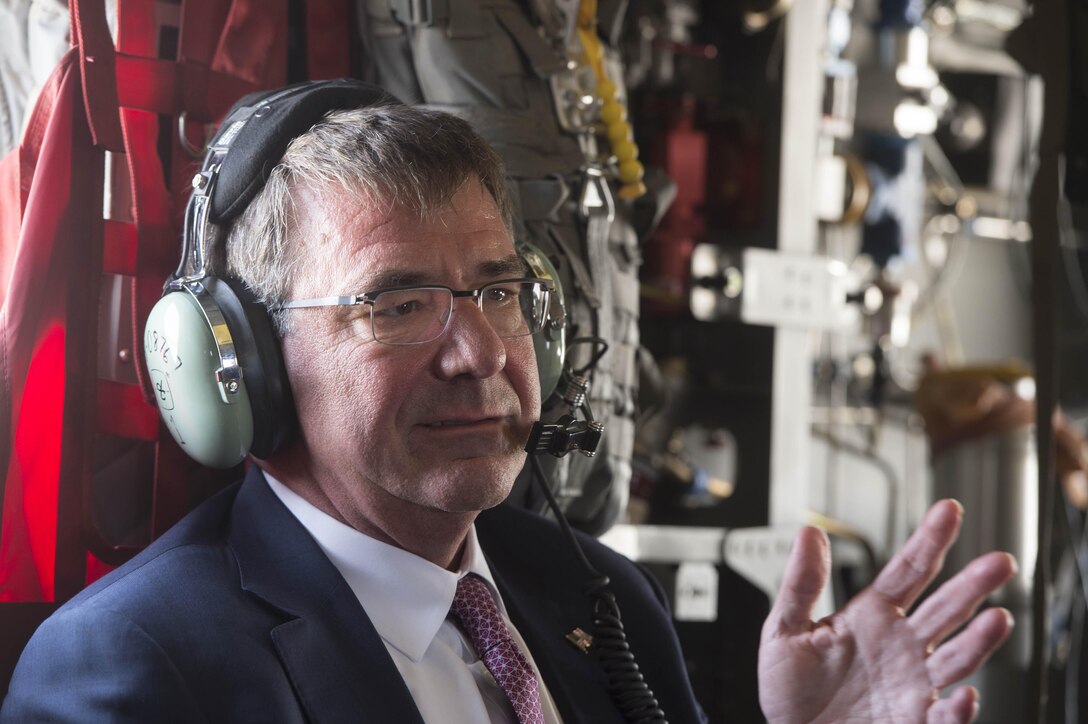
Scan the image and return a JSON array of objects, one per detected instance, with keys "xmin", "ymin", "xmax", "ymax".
[
  {"xmin": 103, "ymin": 1, "xmax": 189, "ymax": 567},
  {"xmin": 306, "ymin": 0, "xmax": 353, "ymax": 80},
  {"xmin": 113, "ymin": 55, "xmax": 260, "ymax": 122},
  {"xmin": 102, "ymin": 220, "xmax": 137, "ymax": 276},
  {"xmin": 64, "ymin": 0, "xmax": 113, "ymax": 599},
  {"xmin": 123, "ymin": 170, "xmax": 173, "ymax": 407},
  {"xmin": 114, "ymin": 0, "xmax": 156, "ymax": 69},
  {"xmin": 56, "ymin": 104, "xmax": 104, "ymax": 602},
  {"xmin": 115, "ymin": 0, "xmax": 176, "ymax": 405},
  {"xmin": 70, "ymin": 0, "xmax": 124, "ymax": 153}
]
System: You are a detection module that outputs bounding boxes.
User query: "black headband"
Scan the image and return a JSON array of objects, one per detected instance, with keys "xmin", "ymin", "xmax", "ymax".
[{"xmin": 207, "ymin": 78, "xmax": 398, "ymax": 224}]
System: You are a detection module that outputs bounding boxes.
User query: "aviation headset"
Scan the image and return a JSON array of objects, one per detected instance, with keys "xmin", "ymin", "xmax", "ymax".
[{"xmin": 143, "ymin": 79, "xmax": 566, "ymax": 469}]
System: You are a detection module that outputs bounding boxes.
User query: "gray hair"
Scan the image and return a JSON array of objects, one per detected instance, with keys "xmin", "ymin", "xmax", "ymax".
[{"xmin": 220, "ymin": 103, "xmax": 513, "ymax": 334}]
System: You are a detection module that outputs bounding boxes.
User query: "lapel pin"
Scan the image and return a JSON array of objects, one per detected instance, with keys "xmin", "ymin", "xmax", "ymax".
[{"xmin": 565, "ymin": 627, "xmax": 593, "ymax": 654}]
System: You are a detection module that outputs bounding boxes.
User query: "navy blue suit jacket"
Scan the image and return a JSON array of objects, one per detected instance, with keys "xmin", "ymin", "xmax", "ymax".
[{"xmin": 1, "ymin": 467, "xmax": 705, "ymax": 723}]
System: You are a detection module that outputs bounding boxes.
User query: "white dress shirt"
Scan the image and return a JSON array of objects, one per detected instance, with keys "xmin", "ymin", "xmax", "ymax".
[{"xmin": 265, "ymin": 474, "xmax": 563, "ymax": 724}]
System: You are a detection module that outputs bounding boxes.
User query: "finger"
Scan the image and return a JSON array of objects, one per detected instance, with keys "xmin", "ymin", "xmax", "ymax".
[
  {"xmin": 872, "ymin": 499, "xmax": 963, "ymax": 609},
  {"xmin": 909, "ymin": 551, "xmax": 1017, "ymax": 647},
  {"xmin": 927, "ymin": 686, "xmax": 980, "ymax": 724},
  {"xmin": 765, "ymin": 526, "xmax": 830, "ymax": 635},
  {"xmin": 927, "ymin": 607, "xmax": 1014, "ymax": 688}
]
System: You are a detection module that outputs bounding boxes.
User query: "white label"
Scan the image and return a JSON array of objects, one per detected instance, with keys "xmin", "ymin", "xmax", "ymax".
[
  {"xmin": 217, "ymin": 120, "xmax": 247, "ymax": 148},
  {"xmin": 674, "ymin": 562, "xmax": 718, "ymax": 622}
]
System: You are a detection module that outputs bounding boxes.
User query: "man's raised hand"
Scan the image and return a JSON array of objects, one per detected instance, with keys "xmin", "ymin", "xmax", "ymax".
[{"xmin": 758, "ymin": 499, "xmax": 1017, "ymax": 723}]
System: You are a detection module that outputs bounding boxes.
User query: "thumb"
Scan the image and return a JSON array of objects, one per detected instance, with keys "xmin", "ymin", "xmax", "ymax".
[{"xmin": 767, "ymin": 526, "xmax": 831, "ymax": 635}]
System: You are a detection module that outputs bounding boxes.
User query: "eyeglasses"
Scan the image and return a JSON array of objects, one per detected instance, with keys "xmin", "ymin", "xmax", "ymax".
[{"xmin": 278, "ymin": 277, "xmax": 554, "ymax": 346}]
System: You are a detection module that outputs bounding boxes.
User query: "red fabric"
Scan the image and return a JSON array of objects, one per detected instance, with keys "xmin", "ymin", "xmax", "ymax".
[
  {"xmin": 113, "ymin": 55, "xmax": 260, "ymax": 122},
  {"xmin": 1, "ymin": 327, "xmax": 66, "ymax": 601},
  {"xmin": 213, "ymin": 0, "xmax": 288, "ymax": 86},
  {"xmin": 179, "ymin": 0, "xmax": 231, "ymax": 64},
  {"xmin": 0, "ymin": 0, "xmax": 295, "ymax": 605},
  {"xmin": 0, "ymin": 50, "xmax": 99, "ymax": 601},
  {"xmin": 97, "ymin": 381, "xmax": 159, "ymax": 441},
  {"xmin": 102, "ymin": 220, "xmax": 138, "ymax": 276},
  {"xmin": 306, "ymin": 0, "xmax": 352, "ymax": 80}
]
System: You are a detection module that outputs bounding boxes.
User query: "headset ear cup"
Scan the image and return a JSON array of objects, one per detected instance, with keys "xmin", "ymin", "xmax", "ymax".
[
  {"xmin": 204, "ymin": 278, "xmax": 297, "ymax": 458},
  {"xmin": 149, "ymin": 80, "xmax": 393, "ymax": 466},
  {"xmin": 144, "ymin": 288, "xmax": 254, "ymax": 468}
]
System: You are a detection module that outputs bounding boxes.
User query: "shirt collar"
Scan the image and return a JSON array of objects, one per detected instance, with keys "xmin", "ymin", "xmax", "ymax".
[{"xmin": 262, "ymin": 471, "xmax": 504, "ymax": 662}]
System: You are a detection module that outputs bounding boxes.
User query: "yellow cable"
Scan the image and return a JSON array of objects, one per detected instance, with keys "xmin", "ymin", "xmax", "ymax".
[{"xmin": 576, "ymin": 0, "xmax": 646, "ymax": 199}]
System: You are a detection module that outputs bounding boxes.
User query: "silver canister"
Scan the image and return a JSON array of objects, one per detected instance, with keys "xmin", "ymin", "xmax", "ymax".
[{"xmin": 926, "ymin": 371, "xmax": 1036, "ymax": 723}]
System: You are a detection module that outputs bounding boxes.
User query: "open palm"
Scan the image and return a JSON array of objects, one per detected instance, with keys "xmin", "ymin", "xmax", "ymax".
[{"xmin": 758, "ymin": 500, "xmax": 1016, "ymax": 723}]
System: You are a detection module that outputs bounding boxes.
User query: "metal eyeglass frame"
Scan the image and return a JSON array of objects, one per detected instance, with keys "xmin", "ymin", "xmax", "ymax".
[{"xmin": 275, "ymin": 277, "xmax": 555, "ymax": 345}]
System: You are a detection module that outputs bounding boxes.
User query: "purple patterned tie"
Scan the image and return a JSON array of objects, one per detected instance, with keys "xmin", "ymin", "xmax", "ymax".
[{"xmin": 450, "ymin": 574, "xmax": 545, "ymax": 724}]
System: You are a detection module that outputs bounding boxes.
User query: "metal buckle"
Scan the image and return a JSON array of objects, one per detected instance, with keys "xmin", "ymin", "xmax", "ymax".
[
  {"xmin": 389, "ymin": 0, "xmax": 448, "ymax": 27},
  {"xmin": 578, "ymin": 167, "xmax": 615, "ymax": 223}
]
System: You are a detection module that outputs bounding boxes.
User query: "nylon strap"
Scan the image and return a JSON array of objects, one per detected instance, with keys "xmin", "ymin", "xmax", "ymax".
[
  {"xmin": 491, "ymin": 5, "xmax": 566, "ymax": 77},
  {"xmin": 70, "ymin": 0, "xmax": 124, "ymax": 152},
  {"xmin": 114, "ymin": 55, "xmax": 259, "ymax": 121},
  {"xmin": 102, "ymin": 220, "xmax": 137, "ymax": 276}
]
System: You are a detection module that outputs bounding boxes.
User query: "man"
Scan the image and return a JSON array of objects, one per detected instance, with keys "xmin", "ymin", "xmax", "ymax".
[{"xmin": 2, "ymin": 91, "xmax": 1015, "ymax": 722}]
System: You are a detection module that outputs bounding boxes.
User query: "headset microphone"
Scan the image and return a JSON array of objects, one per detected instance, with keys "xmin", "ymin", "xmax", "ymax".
[
  {"xmin": 525, "ymin": 414, "xmax": 603, "ymax": 457},
  {"xmin": 524, "ymin": 375, "xmax": 603, "ymax": 458}
]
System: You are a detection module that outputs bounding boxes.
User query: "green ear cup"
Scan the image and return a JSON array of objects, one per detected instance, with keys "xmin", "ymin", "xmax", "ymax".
[
  {"xmin": 520, "ymin": 242, "xmax": 566, "ymax": 400},
  {"xmin": 144, "ymin": 288, "xmax": 254, "ymax": 468}
]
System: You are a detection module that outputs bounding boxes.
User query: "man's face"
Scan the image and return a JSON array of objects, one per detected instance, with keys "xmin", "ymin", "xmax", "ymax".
[{"xmin": 277, "ymin": 179, "xmax": 541, "ymax": 525}]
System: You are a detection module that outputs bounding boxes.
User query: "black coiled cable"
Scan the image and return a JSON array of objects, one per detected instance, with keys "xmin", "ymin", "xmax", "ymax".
[{"xmin": 530, "ymin": 455, "xmax": 667, "ymax": 724}]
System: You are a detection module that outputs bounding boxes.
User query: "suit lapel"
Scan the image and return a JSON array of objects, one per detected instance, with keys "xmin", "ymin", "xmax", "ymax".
[
  {"xmin": 479, "ymin": 507, "xmax": 625, "ymax": 724},
  {"xmin": 228, "ymin": 468, "xmax": 425, "ymax": 724}
]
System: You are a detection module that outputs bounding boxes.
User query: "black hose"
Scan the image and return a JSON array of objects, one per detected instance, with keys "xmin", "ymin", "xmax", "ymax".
[{"xmin": 530, "ymin": 454, "xmax": 667, "ymax": 723}]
